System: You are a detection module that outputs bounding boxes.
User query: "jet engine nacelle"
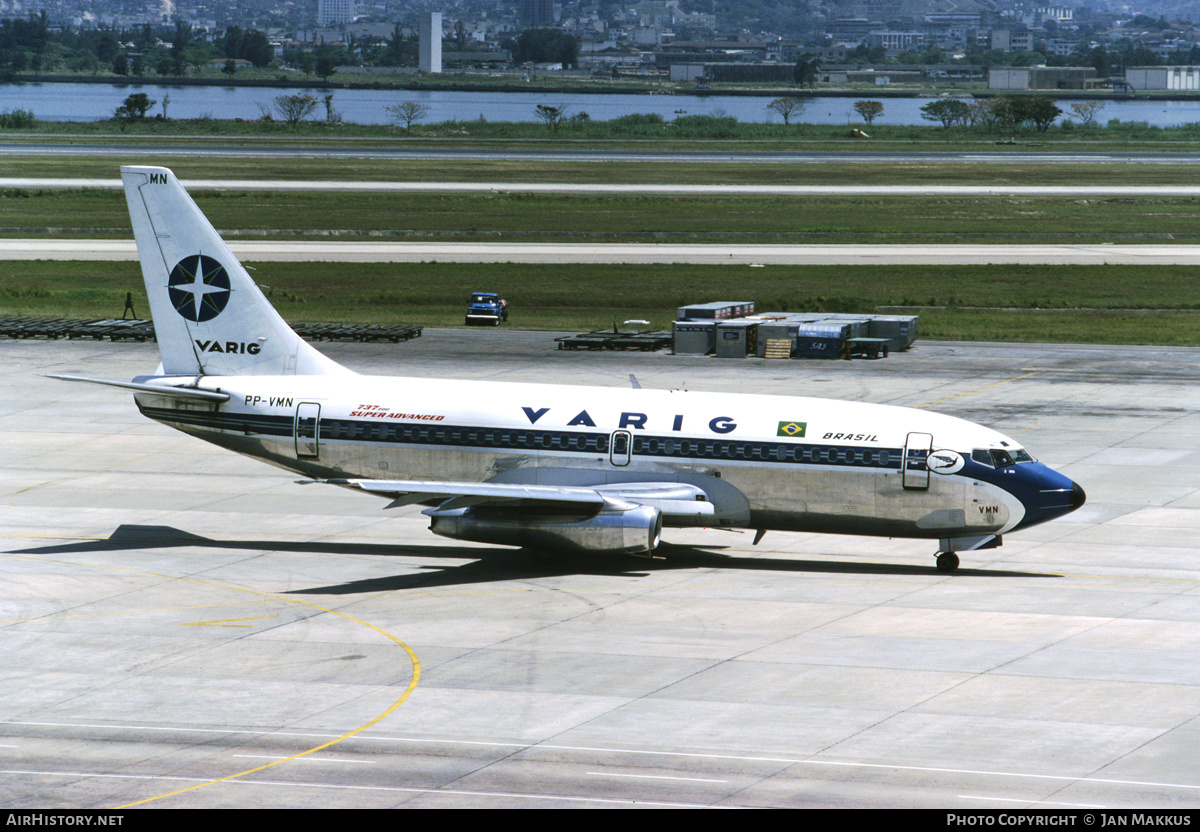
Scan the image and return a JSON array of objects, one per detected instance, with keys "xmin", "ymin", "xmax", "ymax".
[{"xmin": 426, "ymin": 501, "xmax": 663, "ymax": 556}]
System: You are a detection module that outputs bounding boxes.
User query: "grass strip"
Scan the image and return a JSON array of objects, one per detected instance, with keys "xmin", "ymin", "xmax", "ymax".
[
  {"xmin": 8, "ymin": 154, "xmax": 1200, "ymax": 187},
  {"xmin": 5, "ymin": 188, "xmax": 1200, "ymax": 244},
  {"xmin": 11, "ymin": 114, "xmax": 1200, "ymax": 151},
  {"xmin": 5, "ymin": 260, "xmax": 1200, "ymax": 345}
]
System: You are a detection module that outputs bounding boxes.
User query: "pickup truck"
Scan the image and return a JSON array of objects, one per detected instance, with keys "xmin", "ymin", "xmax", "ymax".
[{"xmin": 465, "ymin": 292, "xmax": 508, "ymax": 326}]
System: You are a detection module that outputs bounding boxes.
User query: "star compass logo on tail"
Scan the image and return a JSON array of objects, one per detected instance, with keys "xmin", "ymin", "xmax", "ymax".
[{"xmin": 168, "ymin": 254, "xmax": 231, "ymax": 322}]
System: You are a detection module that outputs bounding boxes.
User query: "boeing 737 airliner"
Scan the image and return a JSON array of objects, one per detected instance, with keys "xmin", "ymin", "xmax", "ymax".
[{"xmin": 51, "ymin": 166, "xmax": 1085, "ymax": 571}]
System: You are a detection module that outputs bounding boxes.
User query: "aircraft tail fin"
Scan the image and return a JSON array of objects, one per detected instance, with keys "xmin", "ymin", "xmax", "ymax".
[{"xmin": 121, "ymin": 165, "xmax": 348, "ymax": 377}]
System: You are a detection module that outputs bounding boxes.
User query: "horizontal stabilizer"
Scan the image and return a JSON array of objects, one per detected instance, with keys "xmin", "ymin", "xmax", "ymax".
[{"xmin": 46, "ymin": 374, "xmax": 230, "ymax": 403}]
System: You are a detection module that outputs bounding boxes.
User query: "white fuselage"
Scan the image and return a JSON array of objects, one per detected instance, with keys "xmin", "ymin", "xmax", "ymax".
[
  {"xmin": 101, "ymin": 164, "xmax": 1083, "ymax": 565},
  {"xmin": 134, "ymin": 373, "xmax": 1041, "ymax": 540}
]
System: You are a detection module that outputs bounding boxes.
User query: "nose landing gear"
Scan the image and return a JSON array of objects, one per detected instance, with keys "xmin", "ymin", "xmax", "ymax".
[
  {"xmin": 936, "ymin": 551, "xmax": 960, "ymax": 572},
  {"xmin": 936, "ymin": 534, "xmax": 1001, "ymax": 573}
]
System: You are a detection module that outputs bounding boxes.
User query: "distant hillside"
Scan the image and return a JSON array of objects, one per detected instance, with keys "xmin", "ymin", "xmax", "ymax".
[
  {"xmin": 824, "ymin": 0, "xmax": 997, "ymax": 21},
  {"xmin": 1076, "ymin": 0, "xmax": 1200, "ymax": 20}
]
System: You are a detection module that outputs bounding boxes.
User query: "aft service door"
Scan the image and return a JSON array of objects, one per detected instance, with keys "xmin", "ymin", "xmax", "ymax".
[
  {"xmin": 903, "ymin": 431, "xmax": 932, "ymax": 491},
  {"xmin": 295, "ymin": 402, "xmax": 321, "ymax": 459}
]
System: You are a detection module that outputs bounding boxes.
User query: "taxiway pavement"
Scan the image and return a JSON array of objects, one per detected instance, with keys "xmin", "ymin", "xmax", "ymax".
[{"xmin": 3, "ymin": 332, "xmax": 1199, "ymax": 808}]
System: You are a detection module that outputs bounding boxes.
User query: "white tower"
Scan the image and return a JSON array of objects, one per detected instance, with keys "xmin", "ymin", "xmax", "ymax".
[
  {"xmin": 419, "ymin": 12, "xmax": 443, "ymax": 73},
  {"xmin": 317, "ymin": 0, "xmax": 354, "ymax": 27}
]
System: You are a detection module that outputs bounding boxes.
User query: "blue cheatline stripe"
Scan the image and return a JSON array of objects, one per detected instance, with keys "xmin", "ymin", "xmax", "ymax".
[{"xmin": 137, "ymin": 407, "xmax": 910, "ymax": 472}]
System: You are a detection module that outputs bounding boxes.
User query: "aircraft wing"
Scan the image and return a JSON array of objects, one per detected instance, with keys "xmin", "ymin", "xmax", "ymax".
[{"xmin": 308, "ymin": 478, "xmax": 715, "ymax": 520}]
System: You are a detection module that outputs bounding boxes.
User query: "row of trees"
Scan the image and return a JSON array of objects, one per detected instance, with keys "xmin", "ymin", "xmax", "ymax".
[
  {"xmin": 839, "ymin": 38, "xmax": 1200, "ymax": 75},
  {"xmin": 0, "ymin": 14, "xmax": 582, "ymax": 79},
  {"xmin": 95, "ymin": 91, "xmax": 1123, "ymax": 138},
  {"xmin": 765, "ymin": 97, "xmax": 887, "ymax": 126},
  {"xmin": 765, "ymin": 98, "xmax": 883, "ymax": 127},
  {"xmin": 918, "ymin": 97, "xmax": 1105, "ymax": 132},
  {"xmin": 0, "ymin": 17, "xmax": 264, "ymax": 78},
  {"xmin": 112, "ymin": 90, "xmax": 359, "ymax": 127},
  {"xmin": 508, "ymin": 29, "xmax": 580, "ymax": 69},
  {"xmin": 764, "ymin": 96, "xmax": 1088, "ymax": 132},
  {"xmin": 107, "ymin": 92, "xmax": 1086, "ymax": 133}
]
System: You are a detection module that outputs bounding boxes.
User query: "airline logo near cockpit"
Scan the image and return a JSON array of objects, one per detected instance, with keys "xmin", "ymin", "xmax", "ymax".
[{"xmin": 929, "ymin": 450, "xmax": 965, "ymax": 475}]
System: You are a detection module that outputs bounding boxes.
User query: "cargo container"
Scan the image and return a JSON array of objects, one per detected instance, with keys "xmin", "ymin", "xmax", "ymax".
[
  {"xmin": 866, "ymin": 315, "xmax": 919, "ymax": 350},
  {"xmin": 794, "ymin": 322, "xmax": 851, "ymax": 359},
  {"xmin": 755, "ymin": 323, "xmax": 794, "ymax": 357},
  {"xmin": 714, "ymin": 321, "xmax": 758, "ymax": 358},
  {"xmin": 672, "ymin": 320, "xmax": 716, "ymax": 355},
  {"xmin": 672, "ymin": 305, "xmax": 918, "ymax": 359},
  {"xmin": 796, "ymin": 336, "xmax": 844, "ymax": 359},
  {"xmin": 676, "ymin": 301, "xmax": 756, "ymax": 320}
]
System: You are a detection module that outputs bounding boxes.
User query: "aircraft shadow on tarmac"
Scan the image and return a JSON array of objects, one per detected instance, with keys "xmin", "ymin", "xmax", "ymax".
[{"xmin": 8, "ymin": 524, "xmax": 1061, "ymax": 594}]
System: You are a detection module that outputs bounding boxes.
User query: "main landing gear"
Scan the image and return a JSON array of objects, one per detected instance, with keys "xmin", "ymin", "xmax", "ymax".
[{"xmin": 935, "ymin": 534, "xmax": 1002, "ymax": 573}]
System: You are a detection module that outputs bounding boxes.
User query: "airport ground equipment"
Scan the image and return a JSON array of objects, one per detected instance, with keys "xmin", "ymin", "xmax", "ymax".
[
  {"xmin": 676, "ymin": 301, "xmax": 756, "ymax": 320},
  {"xmin": 466, "ymin": 292, "xmax": 508, "ymax": 326},
  {"xmin": 715, "ymin": 321, "xmax": 759, "ymax": 358},
  {"xmin": 0, "ymin": 317, "xmax": 155, "ymax": 341},
  {"xmin": 845, "ymin": 337, "xmax": 891, "ymax": 359},
  {"xmin": 556, "ymin": 328, "xmax": 672, "ymax": 351},
  {"xmin": 674, "ymin": 307, "xmax": 919, "ymax": 359},
  {"xmin": 0, "ymin": 317, "xmax": 421, "ymax": 344}
]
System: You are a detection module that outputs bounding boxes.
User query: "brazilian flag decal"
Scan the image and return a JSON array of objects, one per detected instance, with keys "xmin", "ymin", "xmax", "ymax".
[{"xmin": 777, "ymin": 421, "xmax": 807, "ymax": 437}]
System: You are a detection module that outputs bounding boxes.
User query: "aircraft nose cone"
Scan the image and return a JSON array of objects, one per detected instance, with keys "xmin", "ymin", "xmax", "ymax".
[{"xmin": 1070, "ymin": 481, "xmax": 1086, "ymax": 510}]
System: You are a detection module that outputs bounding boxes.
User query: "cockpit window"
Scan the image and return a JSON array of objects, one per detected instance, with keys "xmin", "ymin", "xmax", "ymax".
[
  {"xmin": 990, "ymin": 449, "xmax": 1015, "ymax": 468},
  {"xmin": 972, "ymin": 448, "xmax": 1033, "ymax": 468}
]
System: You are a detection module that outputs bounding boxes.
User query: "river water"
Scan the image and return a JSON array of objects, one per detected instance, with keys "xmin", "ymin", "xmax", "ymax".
[{"xmin": 3, "ymin": 80, "xmax": 1200, "ymax": 127}]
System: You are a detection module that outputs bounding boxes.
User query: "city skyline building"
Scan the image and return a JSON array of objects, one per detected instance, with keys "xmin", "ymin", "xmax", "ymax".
[
  {"xmin": 317, "ymin": 0, "xmax": 354, "ymax": 28},
  {"xmin": 420, "ymin": 11, "xmax": 442, "ymax": 73}
]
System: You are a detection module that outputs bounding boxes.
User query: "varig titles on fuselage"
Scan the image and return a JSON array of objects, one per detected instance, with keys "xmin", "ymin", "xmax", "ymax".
[
  {"xmin": 518, "ymin": 404, "xmax": 877, "ymax": 442},
  {"xmin": 522, "ymin": 404, "xmax": 737, "ymax": 434},
  {"xmin": 233, "ymin": 390, "xmax": 888, "ymax": 447}
]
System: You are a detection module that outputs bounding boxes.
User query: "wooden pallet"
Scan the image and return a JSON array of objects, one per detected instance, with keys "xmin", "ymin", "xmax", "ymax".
[{"xmin": 763, "ymin": 338, "xmax": 792, "ymax": 359}]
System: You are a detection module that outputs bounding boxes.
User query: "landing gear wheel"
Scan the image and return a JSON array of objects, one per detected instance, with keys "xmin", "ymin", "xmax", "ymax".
[{"xmin": 936, "ymin": 552, "xmax": 960, "ymax": 572}]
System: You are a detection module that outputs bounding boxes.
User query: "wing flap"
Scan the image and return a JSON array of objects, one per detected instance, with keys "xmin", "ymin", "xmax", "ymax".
[
  {"xmin": 313, "ymin": 478, "xmax": 609, "ymax": 507},
  {"xmin": 595, "ymin": 482, "xmax": 715, "ymax": 520},
  {"xmin": 307, "ymin": 478, "xmax": 715, "ymax": 520}
]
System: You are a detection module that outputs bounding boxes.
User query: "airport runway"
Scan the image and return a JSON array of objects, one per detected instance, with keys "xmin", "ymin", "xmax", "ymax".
[
  {"xmin": 4, "ymin": 331, "xmax": 1200, "ymax": 808},
  {"xmin": 7, "ymin": 239, "xmax": 1200, "ymax": 265},
  {"xmin": 9, "ymin": 176, "xmax": 1200, "ymax": 197}
]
